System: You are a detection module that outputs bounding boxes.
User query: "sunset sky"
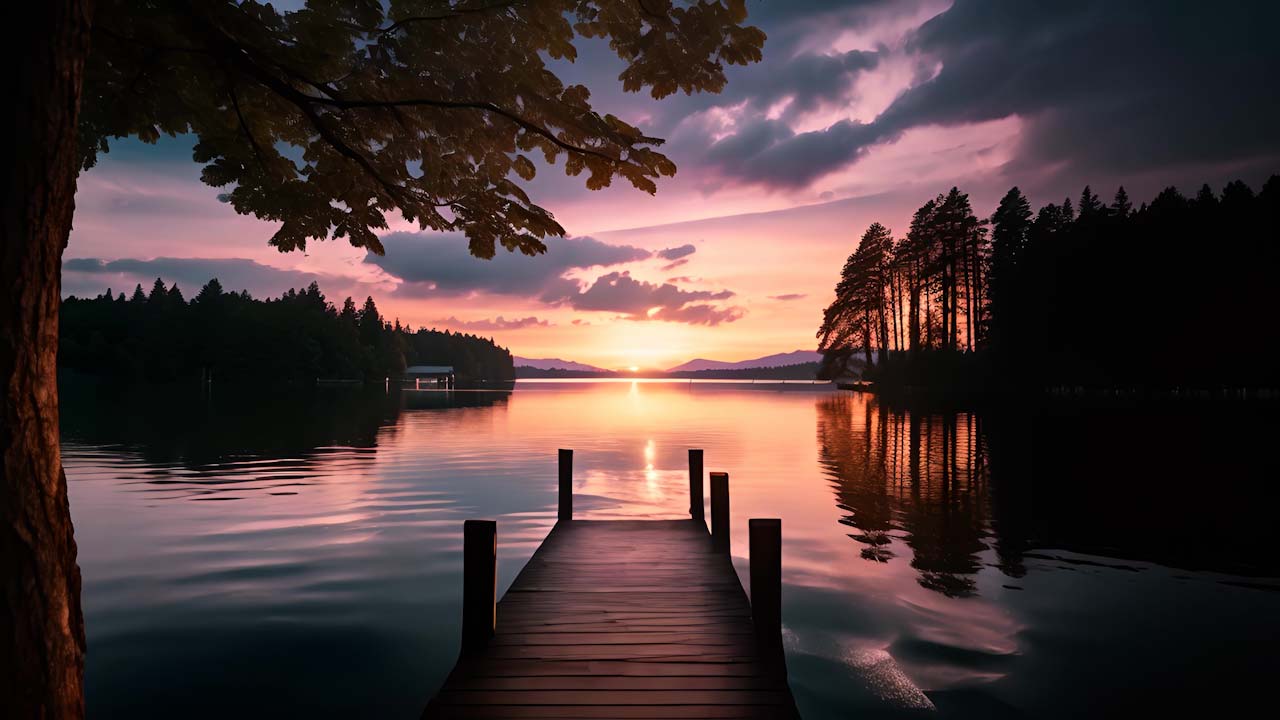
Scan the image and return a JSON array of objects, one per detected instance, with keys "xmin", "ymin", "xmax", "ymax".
[{"xmin": 64, "ymin": 0, "xmax": 1280, "ymax": 370}]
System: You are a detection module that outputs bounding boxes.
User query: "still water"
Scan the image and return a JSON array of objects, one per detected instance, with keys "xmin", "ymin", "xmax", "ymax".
[{"xmin": 61, "ymin": 379, "xmax": 1279, "ymax": 718}]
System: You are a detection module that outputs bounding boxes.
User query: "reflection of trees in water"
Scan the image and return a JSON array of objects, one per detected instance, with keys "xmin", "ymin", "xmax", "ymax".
[
  {"xmin": 820, "ymin": 394, "xmax": 1280, "ymax": 585},
  {"xmin": 59, "ymin": 378, "xmax": 510, "ymax": 468},
  {"xmin": 817, "ymin": 394, "xmax": 990, "ymax": 597}
]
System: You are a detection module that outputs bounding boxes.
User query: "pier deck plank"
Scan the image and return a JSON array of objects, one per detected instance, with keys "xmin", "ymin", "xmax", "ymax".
[{"xmin": 423, "ymin": 520, "xmax": 798, "ymax": 719}]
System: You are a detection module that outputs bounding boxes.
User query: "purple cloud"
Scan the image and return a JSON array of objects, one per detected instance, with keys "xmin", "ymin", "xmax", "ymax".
[
  {"xmin": 553, "ymin": 271, "xmax": 742, "ymax": 326},
  {"xmin": 431, "ymin": 316, "xmax": 550, "ymax": 331},
  {"xmin": 657, "ymin": 244, "xmax": 697, "ymax": 261}
]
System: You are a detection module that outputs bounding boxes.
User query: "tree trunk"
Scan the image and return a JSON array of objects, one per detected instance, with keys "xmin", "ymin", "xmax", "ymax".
[
  {"xmin": 908, "ymin": 263, "xmax": 920, "ymax": 353},
  {"xmin": 876, "ymin": 293, "xmax": 889, "ymax": 366},
  {"xmin": 895, "ymin": 270, "xmax": 905, "ymax": 352},
  {"xmin": 862, "ymin": 313, "xmax": 873, "ymax": 369},
  {"xmin": 948, "ymin": 250, "xmax": 958, "ymax": 352},
  {"xmin": 964, "ymin": 247, "xmax": 973, "ymax": 352},
  {"xmin": 924, "ymin": 276, "xmax": 933, "ymax": 350},
  {"xmin": 1, "ymin": 1, "xmax": 92, "ymax": 717}
]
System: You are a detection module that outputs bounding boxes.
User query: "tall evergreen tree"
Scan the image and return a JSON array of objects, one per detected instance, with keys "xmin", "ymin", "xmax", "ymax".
[
  {"xmin": 989, "ymin": 187, "xmax": 1033, "ymax": 345},
  {"xmin": 358, "ymin": 297, "xmax": 383, "ymax": 348},
  {"xmin": 1111, "ymin": 187, "xmax": 1132, "ymax": 217},
  {"xmin": 195, "ymin": 278, "xmax": 225, "ymax": 304},
  {"xmin": 146, "ymin": 277, "xmax": 168, "ymax": 304},
  {"xmin": 339, "ymin": 297, "xmax": 359, "ymax": 325},
  {"xmin": 1194, "ymin": 183, "xmax": 1218, "ymax": 209},
  {"xmin": 859, "ymin": 223, "xmax": 895, "ymax": 363},
  {"xmin": 902, "ymin": 198, "xmax": 941, "ymax": 352},
  {"xmin": 1078, "ymin": 185, "xmax": 1102, "ymax": 219}
]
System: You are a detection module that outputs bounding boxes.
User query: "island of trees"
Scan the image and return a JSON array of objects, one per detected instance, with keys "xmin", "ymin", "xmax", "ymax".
[
  {"xmin": 60, "ymin": 279, "xmax": 514, "ymax": 384},
  {"xmin": 818, "ymin": 175, "xmax": 1280, "ymax": 393}
]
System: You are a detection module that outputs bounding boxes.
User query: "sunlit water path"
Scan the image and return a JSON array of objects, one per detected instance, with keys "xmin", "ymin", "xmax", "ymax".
[{"xmin": 62, "ymin": 379, "xmax": 1280, "ymax": 718}]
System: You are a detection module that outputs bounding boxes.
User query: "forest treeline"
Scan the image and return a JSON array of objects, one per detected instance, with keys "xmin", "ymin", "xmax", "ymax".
[
  {"xmin": 818, "ymin": 175, "xmax": 1280, "ymax": 391},
  {"xmin": 60, "ymin": 279, "xmax": 515, "ymax": 383}
]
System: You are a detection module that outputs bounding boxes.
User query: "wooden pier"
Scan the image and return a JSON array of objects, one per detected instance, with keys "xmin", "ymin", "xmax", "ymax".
[{"xmin": 423, "ymin": 449, "xmax": 798, "ymax": 719}]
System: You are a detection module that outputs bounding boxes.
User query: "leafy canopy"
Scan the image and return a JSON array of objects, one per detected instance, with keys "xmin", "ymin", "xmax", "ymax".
[{"xmin": 80, "ymin": 0, "xmax": 764, "ymax": 258}]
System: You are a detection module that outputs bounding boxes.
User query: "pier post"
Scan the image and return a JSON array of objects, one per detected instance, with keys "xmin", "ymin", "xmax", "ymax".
[
  {"xmin": 749, "ymin": 518, "xmax": 783, "ymax": 657},
  {"xmin": 710, "ymin": 471, "xmax": 729, "ymax": 554},
  {"xmin": 558, "ymin": 449, "xmax": 573, "ymax": 522},
  {"xmin": 689, "ymin": 449, "xmax": 705, "ymax": 523},
  {"xmin": 462, "ymin": 519, "xmax": 496, "ymax": 652}
]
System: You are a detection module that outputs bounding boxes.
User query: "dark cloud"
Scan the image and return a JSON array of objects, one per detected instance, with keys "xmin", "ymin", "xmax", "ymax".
[
  {"xmin": 367, "ymin": 232, "xmax": 651, "ymax": 298},
  {"xmin": 891, "ymin": 1, "xmax": 1280, "ymax": 175},
  {"xmin": 648, "ymin": 47, "xmax": 884, "ymax": 136},
  {"xmin": 431, "ymin": 316, "xmax": 549, "ymax": 331},
  {"xmin": 657, "ymin": 244, "xmax": 697, "ymax": 261},
  {"xmin": 727, "ymin": 48, "xmax": 882, "ymax": 122},
  {"xmin": 555, "ymin": 271, "xmax": 742, "ymax": 326},
  {"xmin": 708, "ymin": 0, "xmax": 1280, "ymax": 188},
  {"xmin": 707, "ymin": 118, "xmax": 881, "ymax": 188},
  {"xmin": 62, "ymin": 257, "xmax": 346, "ymax": 299},
  {"xmin": 661, "ymin": 258, "xmax": 690, "ymax": 272},
  {"xmin": 770, "ymin": 293, "xmax": 807, "ymax": 301},
  {"xmin": 744, "ymin": 0, "xmax": 898, "ymax": 27}
]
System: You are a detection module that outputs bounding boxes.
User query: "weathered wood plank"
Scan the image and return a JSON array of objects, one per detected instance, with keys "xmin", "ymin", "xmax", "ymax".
[
  {"xmin": 425, "ymin": 706, "xmax": 791, "ymax": 719},
  {"xmin": 434, "ymin": 690, "xmax": 795, "ymax": 706},
  {"xmin": 452, "ymin": 659, "xmax": 776, "ymax": 678},
  {"xmin": 446, "ymin": 676, "xmax": 785, "ymax": 692}
]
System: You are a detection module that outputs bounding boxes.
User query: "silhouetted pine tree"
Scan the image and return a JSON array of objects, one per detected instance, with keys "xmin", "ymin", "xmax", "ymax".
[{"xmin": 1111, "ymin": 187, "xmax": 1132, "ymax": 217}]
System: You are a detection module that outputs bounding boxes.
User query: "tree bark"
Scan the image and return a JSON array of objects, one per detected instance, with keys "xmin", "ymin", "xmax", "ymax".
[
  {"xmin": 2, "ymin": 1, "xmax": 93, "ymax": 717},
  {"xmin": 909, "ymin": 260, "xmax": 921, "ymax": 352}
]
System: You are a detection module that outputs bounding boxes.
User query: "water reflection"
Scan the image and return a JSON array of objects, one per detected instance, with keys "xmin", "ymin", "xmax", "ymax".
[
  {"xmin": 801, "ymin": 391, "xmax": 1280, "ymax": 718},
  {"xmin": 60, "ymin": 379, "xmax": 1280, "ymax": 719},
  {"xmin": 818, "ymin": 395, "xmax": 991, "ymax": 596}
]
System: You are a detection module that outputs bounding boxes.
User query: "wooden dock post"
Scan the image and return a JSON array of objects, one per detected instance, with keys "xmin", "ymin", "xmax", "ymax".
[
  {"xmin": 558, "ymin": 448, "xmax": 573, "ymax": 522},
  {"xmin": 750, "ymin": 518, "xmax": 783, "ymax": 656},
  {"xmin": 710, "ymin": 471, "xmax": 729, "ymax": 554},
  {"xmin": 461, "ymin": 519, "xmax": 496, "ymax": 653},
  {"xmin": 689, "ymin": 448, "xmax": 705, "ymax": 523}
]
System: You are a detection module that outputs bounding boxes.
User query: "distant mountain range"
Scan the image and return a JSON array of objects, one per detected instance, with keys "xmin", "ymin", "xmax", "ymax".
[
  {"xmin": 664, "ymin": 350, "xmax": 821, "ymax": 373},
  {"xmin": 514, "ymin": 350, "xmax": 821, "ymax": 373},
  {"xmin": 513, "ymin": 356, "xmax": 608, "ymax": 372}
]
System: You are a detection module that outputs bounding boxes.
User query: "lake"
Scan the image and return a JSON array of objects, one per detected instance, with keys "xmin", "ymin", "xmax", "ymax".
[{"xmin": 61, "ymin": 379, "xmax": 1280, "ymax": 718}]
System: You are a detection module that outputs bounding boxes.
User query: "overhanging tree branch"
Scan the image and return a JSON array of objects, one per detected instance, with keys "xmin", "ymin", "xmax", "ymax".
[
  {"xmin": 226, "ymin": 82, "xmax": 268, "ymax": 171},
  {"xmin": 309, "ymin": 95, "xmax": 644, "ymax": 164},
  {"xmin": 377, "ymin": 0, "xmax": 527, "ymax": 37}
]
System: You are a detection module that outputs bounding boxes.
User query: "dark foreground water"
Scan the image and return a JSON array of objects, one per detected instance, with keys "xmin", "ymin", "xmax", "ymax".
[{"xmin": 61, "ymin": 379, "xmax": 1280, "ymax": 718}]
